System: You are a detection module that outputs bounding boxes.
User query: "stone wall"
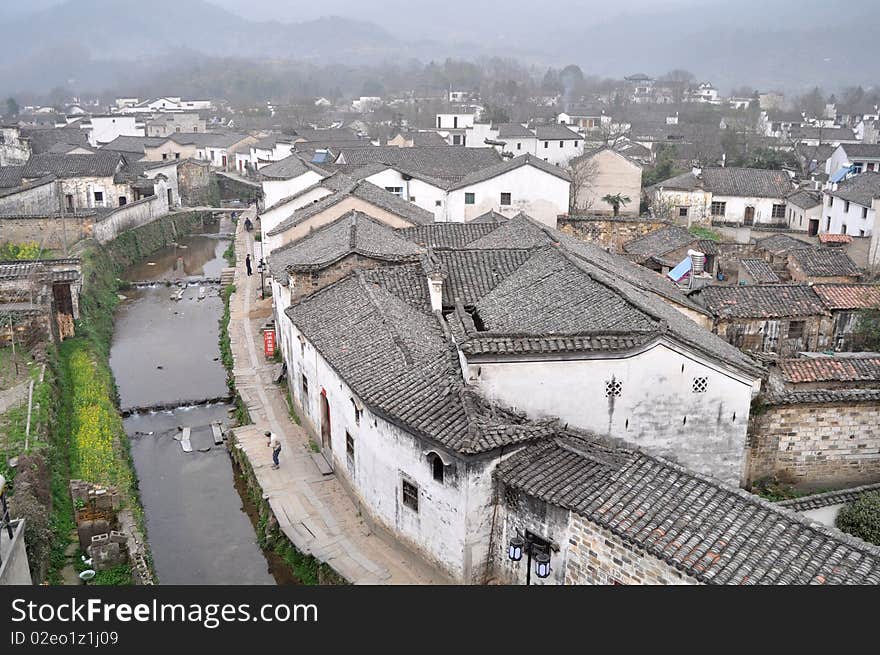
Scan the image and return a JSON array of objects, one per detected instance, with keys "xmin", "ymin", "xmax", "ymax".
[
  {"xmin": 0, "ymin": 179, "xmax": 60, "ymax": 216},
  {"xmin": 715, "ymin": 315, "xmax": 830, "ymax": 357},
  {"xmin": 564, "ymin": 514, "xmax": 699, "ymax": 585},
  {"xmin": 103, "ymin": 210, "xmax": 209, "ymax": 269},
  {"xmin": 0, "ymin": 214, "xmax": 95, "ymax": 252},
  {"xmin": 557, "ymin": 215, "xmax": 670, "ymax": 251},
  {"xmin": 93, "ymin": 195, "xmax": 168, "ymax": 244},
  {"xmin": 748, "ymin": 400, "xmax": 880, "ymax": 489},
  {"xmin": 178, "ymin": 160, "xmax": 215, "ymax": 207}
]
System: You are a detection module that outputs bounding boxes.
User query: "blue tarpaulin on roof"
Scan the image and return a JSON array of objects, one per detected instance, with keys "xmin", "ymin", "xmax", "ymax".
[
  {"xmin": 667, "ymin": 256, "xmax": 692, "ymax": 282},
  {"xmin": 830, "ymin": 165, "xmax": 854, "ymax": 184}
]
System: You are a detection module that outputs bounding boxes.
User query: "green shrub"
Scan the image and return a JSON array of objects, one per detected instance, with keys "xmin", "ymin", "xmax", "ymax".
[{"xmin": 836, "ymin": 491, "xmax": 880, "ymax": 546}]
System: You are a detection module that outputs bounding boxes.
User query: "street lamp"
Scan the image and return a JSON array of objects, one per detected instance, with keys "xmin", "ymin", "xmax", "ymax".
[
  {"xmin": 507, "ymin": 530, "xmax": 552, "ymax": 585},
  {"xmin": 257, "ymin": 258, "xmax": 266, "ymax": 299}
]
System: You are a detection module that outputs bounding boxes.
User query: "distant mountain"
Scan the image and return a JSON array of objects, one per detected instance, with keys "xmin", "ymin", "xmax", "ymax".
[
  {"xmin": 0, "ymin": 0, "xmax": 877, "ymax": 96},
  {"xmin": 0, "ymin": 0, "xmax": 404, "ymax": 92}
]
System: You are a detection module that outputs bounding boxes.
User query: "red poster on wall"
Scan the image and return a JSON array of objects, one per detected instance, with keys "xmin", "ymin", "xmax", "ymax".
[{"xmin": 263, "ymin": 328, "xmax": 276, "ymax": 358}]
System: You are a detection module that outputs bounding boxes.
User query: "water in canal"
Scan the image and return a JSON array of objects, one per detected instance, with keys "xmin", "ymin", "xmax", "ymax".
[{"xmin": 110, "ymin": 230, "xmax": 276, "ymax": 584}]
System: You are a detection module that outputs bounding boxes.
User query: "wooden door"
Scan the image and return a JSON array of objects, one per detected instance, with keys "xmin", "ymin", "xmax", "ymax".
[
  {"xmin": 744, "ymin": 206, "xmax": 755, "ymax": 226},
  {"xmin": 320, "ymin": 390, "xmax": 333, "ymax": 466}
]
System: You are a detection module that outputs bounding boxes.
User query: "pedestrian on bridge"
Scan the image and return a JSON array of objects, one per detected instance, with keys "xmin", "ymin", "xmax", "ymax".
[{"xmin": 245, "ymin": 253, "xmax": 253, "ymax": 276}]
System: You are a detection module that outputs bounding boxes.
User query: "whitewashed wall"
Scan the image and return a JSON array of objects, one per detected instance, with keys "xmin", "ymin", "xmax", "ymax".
[
  {"xmin": 362, "ymin": 168, "xmax": 447, "ymax": 220},
  {"xmin": 466, "ymin": 340, "xmax": 757, "ymax": 486},
  {"xmin": 262, "ymin": 170, "xmax": 325, "ymax": 210},
  {"xmin": 447, "ymin": 165, "xmax": 570, "ymax": 225},
  {"xmin": 87, "ymin": 116, "xmax": 143, "ymax": 146},
  {"xmin": 280, "ymin": 318, "xmax": 481, "ymax": 579},
  {"xmin": 823, "ymin": 194, "xmax": 875, "ymax": 236}
]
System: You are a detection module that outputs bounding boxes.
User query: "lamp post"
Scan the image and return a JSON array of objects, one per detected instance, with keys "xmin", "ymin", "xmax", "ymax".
[
  {"xmin": 257, "ymin": 258, "xmax": 265, "ymax": 299},
  {"xmin": 507, "ymin": 531, "xmax": 552, "ymax": 585}
]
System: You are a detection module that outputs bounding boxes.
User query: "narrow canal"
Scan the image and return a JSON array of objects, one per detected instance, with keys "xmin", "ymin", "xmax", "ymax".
[{"xmin": 109, "ymin": 225, "xmax": 276, "ymax": 584}]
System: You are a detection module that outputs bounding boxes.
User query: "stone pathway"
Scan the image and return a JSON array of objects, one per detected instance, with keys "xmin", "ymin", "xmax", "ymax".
[{"xmin": 228, "ymin": 209, "xmax": 451, "ymax": 585}]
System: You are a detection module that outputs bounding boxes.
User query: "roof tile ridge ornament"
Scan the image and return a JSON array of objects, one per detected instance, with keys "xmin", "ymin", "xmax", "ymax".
[
  {"xmin": 348, "ymin": 213, "xmax": 359, "ymax": 250},
  {"xmin": 355, "ymin": 269, "xmax": 416, "ymax": 367}
]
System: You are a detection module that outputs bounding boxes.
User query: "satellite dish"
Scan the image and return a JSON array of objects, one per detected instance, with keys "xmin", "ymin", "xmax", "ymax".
[{"xmin": 79, "ymin": 570, "xmax": 96, "ymax": 582}]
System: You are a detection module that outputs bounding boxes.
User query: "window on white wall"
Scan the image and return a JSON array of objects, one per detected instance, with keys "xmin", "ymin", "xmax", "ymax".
[
  {"xmin": 500, "ymin": 192, "xmax": 511, "ymax": 205},
  {"xmin": 605, "ymin": 379, "xmax": 623, "ymax": 397},
  {"xmin": 692, "ymin": 377, "xmax": 708, "ymax": 393},
  {"xmin": 402, "ymin": 480, "xmax": 419, "ymax": 512}
]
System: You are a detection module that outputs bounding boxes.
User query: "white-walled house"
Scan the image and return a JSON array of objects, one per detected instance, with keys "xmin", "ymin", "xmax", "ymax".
[
  {"xmin": 358, "ymin": 153, "xmax": 570, "ymax": 225},
  {"xmin": 821, "ymin": 172, "xmax": 880, "ymax": 238},
  {"xmin": 825, "ymin": 143, "xmax": 880, "ymax": 178},
  {"xmin": 81, "ymin": 115, "xmax": 144, "ymax": 147},
  {"xmin": 446, "ymin": 155, "xmax": 570, "ymax": 225},
  {"xmin": 259, "ymin": 154, "xmax": 330, "ymax": 211},
  {"xmin": 651, "ymin": 167, "xmax": 793, "ymax": 226},
  {"xmin": 786, "ymin": 189, "xmax": 822, "ymax": 234},
  {"xmin": 266, "ymin": 215, "xmax": 763, "ymax": 580}
]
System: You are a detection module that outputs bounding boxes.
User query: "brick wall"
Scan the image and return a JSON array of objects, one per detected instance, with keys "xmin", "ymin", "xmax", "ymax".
[
  {"xmin": 748, "ymin": 400, "xmax": 880, "ymax": 488},
  {"xmin": 290, "ymin": 255, "xmax": 393, "ymax": 302},
  {"xmin": 557, "ymin": 216, "xmax": 670, "ymax": 251},
  {"xmin": 564, "ymin": 514, "xmax": 699, "ymax": 585}
]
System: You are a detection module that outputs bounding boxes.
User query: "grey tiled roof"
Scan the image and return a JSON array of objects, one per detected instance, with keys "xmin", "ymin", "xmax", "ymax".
[
  {"xmin": 790, "ymin": 248, "xmax": 860, "ymax": 278},
  {"xmin": 458, "ymin": 241, "xmax": 761, "ymax": 376},
  {"xmin": 473, "ymin": 247, "xmax": 658, "ymax": 335},
  {"xmin": 533, "ymin": 124, "xmax": 582, "ymax": 141},
  {"xmin": 101, "ymin": 135, "xmax": 166, "ymax": 154},
  {"xmin": 397, "ymin": 222, "xmax": 503, "ymax": 248},
  {"xmin": 260, "ymin": 154, "xmax": 330, "ymax": 181},
  {"xmin": 268, "ymin": 211, "xmax": 424, "ymax": 282},
  {"xmin": 266, "ymin": 178, "xmax": 434, "ymax": 236},
  {"xmin": 762, "ymin": 388, "xmax": 880, "ymax": 406},
  {"xmin": 739, "ymin": 258, "xmax": 780, "ymax": 283},
  {"xmin": 390, "ymin": 131, "xmax": 449, "ymax": 147},
  {"xmin": 778, "ymin": 483, "xmax": 880, "ymax": 512},
  {"xmin": 334, "ymin": 146, "xmax": 502, "ymax": 186},
  {"xmin": 695, "ymin": 284, "xmax": 828, "ymax": 319},
  {"xmin": 498, "ymin": 434, "xmax": 880, "ymax": 584},
  {"xmin": 702, "ymin": 167, "xmax": 793, "ymax": 198},
  {"xmin": 20, "ymin": 126, "xmax": 89, "ymax": 154},
  {"xmin": 0, "ymin": 166, "xmax": 24, "ymax": 188},
  {"xmin": 786, "ymin": 189, "xmax": 822, "ymax": 209},
  {"xmin": 168, "ymin": 131, "xmax": 249, "ymax": 148},
  {"xmin": 655, "ymin": 167, "xmax": 793, "ymax": 198},
  {"xmin": 756, "ymin": 234, "xmax": 813, "ymax": 255},
  {"xmin": 361, "ymin": 263, "xmax": 431, "ymax": 313},
  {"xmin": 437, "ymin": 249, "xmax": 532, "ymax": 307},
  {"xmin": 464, "ymin": 212, "xmax": 555, "ymax": 249},
  {"xmin": 22, "ymin": 152, "xmax": 125, "ymax": 179},
  {"xmin": 623, "ymin": 226, "xmax": 696, "ymax": 258},
  {"xmin": 285, "ymin": 272, "xmax": 557, "ymax": 454},
  {"xmin": 829, "ymin": 172, "xmax": 880, "ymax": 207},
  {"xmin": 840, "ymin": 143, "xmax": 880, "ymax": 159},
  {"xmin": 493, "ymin": 123, "xmax": 535, "ymax": 139}
]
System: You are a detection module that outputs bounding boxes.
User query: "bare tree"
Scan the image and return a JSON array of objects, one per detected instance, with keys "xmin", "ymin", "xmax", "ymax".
[{"xmin": 567, "ymin": 154, "xmax": 600, "ymax": 213}]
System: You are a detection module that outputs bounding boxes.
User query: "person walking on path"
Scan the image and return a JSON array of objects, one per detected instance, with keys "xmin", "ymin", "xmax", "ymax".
[
  {"xmin": 244, "ymin": 216, "xmax": 253, "ymax": 232},
  {"xmin": 245, "ymin": 253, "xmax": 253, "ymax": 276},
  {"xmin": 266, "ymin": 430, "xmax": 281, "ymax": 469}
]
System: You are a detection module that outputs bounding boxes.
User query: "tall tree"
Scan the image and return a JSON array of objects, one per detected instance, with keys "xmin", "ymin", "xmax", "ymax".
[{"xmin": 5, "ymin": 97, "xmax": 19, "ymax": 117}]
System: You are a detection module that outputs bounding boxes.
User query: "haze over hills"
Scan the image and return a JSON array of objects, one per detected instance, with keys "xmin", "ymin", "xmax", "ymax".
[{"xmin": 0, "ymin": 0, "xmax": 877, "ymax": 95}]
